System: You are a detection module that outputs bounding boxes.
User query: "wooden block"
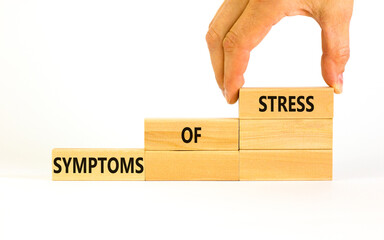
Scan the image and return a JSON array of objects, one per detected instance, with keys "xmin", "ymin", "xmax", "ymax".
[
  {"xmin": 145, "ymin": 118, "xmax": 238, "ymax": 150},
  {"xmin": 240, "ymin": 119, "xmax": 332, "ymax": 150},
  {"xmin": 52, "ymin": 148, "xmax": 144, "ymax": 181},
  {"xmin": 239, "ymin": 87, "xmax": 333, "ymax": 119},
  {"xmin": 240, "ymin": 150, "xmax": 332, "ymax": 180},
  {"xmin": 145, "ymin": 151, "xmax": 239, "ymax": 181}
]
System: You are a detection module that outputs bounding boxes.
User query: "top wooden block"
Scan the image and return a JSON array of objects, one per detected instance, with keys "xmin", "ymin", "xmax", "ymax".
[
  {"xmin": 145, "ymin": 118, "xmax": 238, "ymax": 150},
  {"xmin": 239, "ymin": 87, "xmax": 334, "ymax": 119}
]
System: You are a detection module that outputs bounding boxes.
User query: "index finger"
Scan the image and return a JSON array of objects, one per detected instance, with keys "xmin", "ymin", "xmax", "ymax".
[
  {"xmin": 223, "ymin": 3, "xmax": 281, "ymax": 103},
  {"xmin": 206, "ymin": 0, "xmax": 249, "ymax": 92}
]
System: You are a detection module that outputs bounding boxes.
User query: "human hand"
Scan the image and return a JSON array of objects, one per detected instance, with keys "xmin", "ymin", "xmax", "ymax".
[{"xmin": 206, "ymin": 0, "xmax": 353, "ymax": 104}]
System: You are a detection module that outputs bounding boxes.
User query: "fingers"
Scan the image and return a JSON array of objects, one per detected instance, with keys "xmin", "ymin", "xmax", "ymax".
[
  {"xmin": 223, "ymin": 2, "xmax": 283, "ymax": 103},
  {"xmin": 206, "ymin": 0, "xmax": 249, "ymax": 93},
  {"xmin": 319, "ymin": 8, "xmax": 352, "ymax": 94},
  {"xmin": 207, "ymin": 0, "xmax": 352, "ymax": 103}
]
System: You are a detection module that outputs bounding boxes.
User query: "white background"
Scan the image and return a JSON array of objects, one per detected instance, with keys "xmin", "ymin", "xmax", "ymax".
[{"xmin": 0, "ymin": 0, "xmax": 383, "ymax": 239}]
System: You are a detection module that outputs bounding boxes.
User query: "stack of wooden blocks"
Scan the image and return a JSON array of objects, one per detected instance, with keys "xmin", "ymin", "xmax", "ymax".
[
  {"xmin": 145, "ymin": 118, "xmax": 239, "ymax": 180},
  {"xmin": 239, "ymin": 88, "xmax": 333, "ymax": 180},
  {"xmin": 52, "ymin": 87, "xmax": 333, "ymax": 181}
]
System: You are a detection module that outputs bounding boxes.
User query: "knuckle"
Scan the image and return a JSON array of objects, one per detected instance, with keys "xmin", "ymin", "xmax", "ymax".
[
  {"xmin": 331, "ymin": 47, "xmax": 350, "ymax": 63},
  {"xmin": 338, "ymin": 47, "xmax": 350, "ymax": 60},
  {"xmin": 222, "ymin": 31, "xmax": 242, "ymax": 52},
  {"xmin": 206, "ymin": 28, "xmax": 223, "ymax": 51}
]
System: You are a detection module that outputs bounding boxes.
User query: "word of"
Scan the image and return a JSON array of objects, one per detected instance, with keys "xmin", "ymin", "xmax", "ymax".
[{"xmin": 181, "ymin": 127, "xmax": 202, "ymax": 143}]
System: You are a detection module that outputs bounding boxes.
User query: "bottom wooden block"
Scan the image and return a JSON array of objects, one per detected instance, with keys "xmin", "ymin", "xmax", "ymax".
[
  {"xmin": 52, "ymin": 148, "xmax": 145, "ymax": 181},
  {"xmin": 145, "ymin": 151, "xmax": 239, "ymax": 181},
  {"xmin": 240, "ymin": 150, "xmax": 332, "ymax": 180}
]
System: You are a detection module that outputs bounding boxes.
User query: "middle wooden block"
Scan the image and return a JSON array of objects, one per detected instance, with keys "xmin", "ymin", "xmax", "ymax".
[{"xmin": 145, "ymin": 118, "xmax": 239, "ymax": 150}]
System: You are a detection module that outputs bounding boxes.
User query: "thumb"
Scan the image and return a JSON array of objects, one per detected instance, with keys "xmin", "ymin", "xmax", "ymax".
[{"xmin": 320, "ymin": 15, "xmax": 351, "ymax": 94}]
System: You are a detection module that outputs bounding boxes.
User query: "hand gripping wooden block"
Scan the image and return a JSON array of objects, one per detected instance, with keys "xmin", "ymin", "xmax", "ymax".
[
  {"xmin": 145, "ymin": 151, "xmax": 239, "ymax": 181},
  {"xmin": 239, "ymin": 87, "xmax": 333, "ymax": 119},
  {"xmin": 240, "ymin": 119, "xmax": 333, "ymax": 150},
  {"xmin": 52, "ymin": 149, "xmax": 144, "ymax": 181},
  {"xmin": 240, "ymin": 150, "xmax": 332, "ymax": 180},
  {"xmin": 145, "ymin": 118, "xmax": 238, "ymax": 150}
]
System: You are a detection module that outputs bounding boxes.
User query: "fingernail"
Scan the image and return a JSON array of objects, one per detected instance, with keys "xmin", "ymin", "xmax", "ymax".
[{"xmin": 335, "ymin": 74, "xmax": 344, "ymax": 93}]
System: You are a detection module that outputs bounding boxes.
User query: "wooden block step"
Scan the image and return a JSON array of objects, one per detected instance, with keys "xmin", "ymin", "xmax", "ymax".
[
  {"xmin": 52, "ymin": 149, "xmax": 144, "ymax": 181},
  {"xmin": 239, "ymin": 87, "xmax": 333, "ymax": 119},
  {"xmin": 240, "ymin": 150, "xmax": 332, "ymax": 180},
  {"xmin": 145, "ymin": 151, "xmax": 239, "ymax": 181},
  {"xmin": 240, "ymin": 119, "xmax": 333, "ymax": 150},
  {"xmin": 145, "ymin": 118, "xmax": 238, "ymax": 150}
]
